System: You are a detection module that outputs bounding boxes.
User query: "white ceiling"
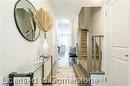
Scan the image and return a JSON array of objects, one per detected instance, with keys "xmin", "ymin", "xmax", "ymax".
[{"xmin": 48, "ymin": 0, "xmax": 102, "ymax": 21}]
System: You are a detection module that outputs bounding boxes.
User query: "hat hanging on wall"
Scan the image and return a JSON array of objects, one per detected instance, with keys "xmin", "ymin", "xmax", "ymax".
[{"xmin": 35, "ymin": 8, "xmax": 53, "ymax": 57}]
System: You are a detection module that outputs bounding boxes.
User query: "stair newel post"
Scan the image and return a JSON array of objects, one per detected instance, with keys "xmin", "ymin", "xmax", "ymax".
[
  {"xmin": 93, "ymin": 37, "xmax": 96, "ymax": 72},
  {"xmin": 87, "ymin": 31, "xmax": 93, "ymax": 72},
  {"xmin": 98, "ymin": 37, "xmax": 101, "ymax": 72},
  {"xmin": 99, "ymin": 36, "xmax": 103, "ymax": 72}
]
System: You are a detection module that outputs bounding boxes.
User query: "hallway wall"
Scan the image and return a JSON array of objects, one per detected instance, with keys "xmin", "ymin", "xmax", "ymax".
[
  {"xmin": 103, "ymin": 0, "xmax": 129, "ymax": 86},
  {"xmin": 91, "ymin": 7, "xmax": 103, "ymax": 35},
  {"xmin": 71, "ymin": 1, "xmax": 129, "ymax": 85},
  {"xmin": 128, "ymin": 5, "xmax": 130, "ymax": 86},
  {"xmin": 71, "ymin": 16, "xmax": 78, "ymax": 47},
  {"xmin": 0, "ymin": 17, "xmax": 2, "ymax": 85},
  {"xmin": 0, "ymin": 0, "xmax": 56, "ymax": 86},
  {"xmin": 128, "ymin": 1, "xmax": 130, "ymax": 86}
]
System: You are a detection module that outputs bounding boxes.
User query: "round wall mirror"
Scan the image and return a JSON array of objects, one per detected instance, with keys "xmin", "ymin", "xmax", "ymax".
[{"xmin": 14, "ymin": 0, "xmax": 40, "ymax": 41}]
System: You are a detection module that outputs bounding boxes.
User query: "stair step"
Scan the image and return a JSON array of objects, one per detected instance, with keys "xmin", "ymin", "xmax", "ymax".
[
  {"xmin": 81, "ymin": 36, "xmax": 87, "ymax": 38},
  {"xmin": 80, "ymin": 49, "xmax": 87, "ymax": 51},
  {"xmin": 92, "ymin": 50, "xmax": 100, "ymax": 52},
  {"xmin": 82, "ymin": 35, "xmax": 87, "ymax": 37},
  {"xmin": 81, "ymin": 32, "xmax": 87, "ymax": 34},
  {"xmin": 73, "ymin": 64, "xmax": 89, "ymax": 86},
  {"xmin": 92, "ymin": 55, "xmax": 99, "ymax": 58},
  {"xmin": 81, "ymin": 55, "xmax": 87, "ymax": 57},
  {"xmin": 92, "ymin": 54, "xmax": 101, "ymax": 56},
  {"xmin": 73, "ymin": 64, "xmax": 86, "ymax": 78},
  {"xmin": 81, "ymin": 46, "xmax": 87, "ymax": 48},
  {"xmin": 81, "ymin": 52, "xmax": 87, "ymax": 54},
  {"xmin": 81, "ymin": 39, "xmax": 87, "ymax": 41},
  {"xmin": 81, "ymin": 53, "xmax": 87, "ymax": 55},
  {"xmin": 81, "ymin": 46, "xmax": 87, "ymax": 50},
  {"xmin": 79, "ymin": 60, "xmax": 88, "ymax": 74},
  {"xmin": 81, "ymin": 48, "xmax": 87, "ymax": 50},
  {"xmin": 81, "ymin": 50, "xmax": 87, "ymax": 52},
  {"xmin": 81, "ymin": 32, "xmax": 87, "ymax": 35},
  {"xmin": 82, "ymin": 46, "xmax": 87, "ymax": 48},
  {"xmin": 81, "ymin": 56, "xmax": 87, "ymax": 58},
  {"xmin": 81, "ymin": 40, "xmax": 87, "ymax": 42},
  {"xmin": 81, "ymin": 43, "xmax": 87, "ymax": 45},
  {"xmin": 81, "ymin": 35, "xmax": 87, "ymax": 36},
  {"xmin": 81, "ymin": 49, "xmax": 87, "ymax": 51},
  {"xmin": 81, "ymin": 42, "xmax": 87, "ymax": 43},
  {"xmin": 81, "ymin": 42, "xmax": 87, "ymax": 45},
  {"xmin": 81, "ymin": 56, "xmax": 87, "ymax": 57},
  {"xmin": 81, "ymin": 44, "xmax": 87, "ymax": 46},
  {"xmin": 81, "ymin": 56, "xmax": 87, "ymax": 59},
  {"xmin": 81, "ymin": 52, "xmax": 87, "ymax": 55},
  {"xmin": 81, "ymin": 45, "xmax": 87, "ymax": 47},
  {"xmin": 81, "ymin": 31, "xmax": 87, "ymax": 33}
]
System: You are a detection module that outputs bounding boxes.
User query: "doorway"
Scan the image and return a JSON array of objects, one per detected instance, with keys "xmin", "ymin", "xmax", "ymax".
[{"xmin": 56, "ymin": 20, "xmax": 72, "ymax": 66}]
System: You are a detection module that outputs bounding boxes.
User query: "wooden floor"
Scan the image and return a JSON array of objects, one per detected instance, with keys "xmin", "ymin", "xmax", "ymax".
[
  {"xmin": 49, "ymin": 52, "xmax": 78, "ymax": 86},
  {"xmin": 43, "ymin": 52, "xmax": 101, "ymax": 86}
]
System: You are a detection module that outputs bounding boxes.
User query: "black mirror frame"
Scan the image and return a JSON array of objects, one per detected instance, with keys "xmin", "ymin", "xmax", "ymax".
[{"xmin": 14, "ymin": 0, "xmax": 40, "ymax": 42}]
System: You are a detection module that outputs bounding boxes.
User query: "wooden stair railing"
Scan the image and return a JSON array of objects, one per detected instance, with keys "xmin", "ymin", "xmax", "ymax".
[{"xmin": 92, "ymin": 35, "xmax": 104, "ymax": 72}]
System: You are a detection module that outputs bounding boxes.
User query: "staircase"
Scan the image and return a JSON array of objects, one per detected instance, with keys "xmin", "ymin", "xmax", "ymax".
[
  {"xmin": 73, "ymin": 31, "xmax": 104, "ymax": 86},
  {"xmin": 73, "ymin": 63, "xmax": 89, "ymax": 86},
  {"xmin": 80, "ymin": 29, "xmax": 87, "ymax": 60},
  {"xmin": 73, "ymin": 29, "xmax": 89, "ymax": 86}
]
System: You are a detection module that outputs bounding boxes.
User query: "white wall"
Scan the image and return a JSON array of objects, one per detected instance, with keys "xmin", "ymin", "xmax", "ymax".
[
  {"xmin": 0, "ymin": 9, "xmax": 2, "ymax": 85},
  {"xmin": 102, "ymin": 2, "xmax": 112, "ymax": 86},
  {"xmin": 71, "ymin": 1, "xmax": 129, "ymax": 86},
  {"xmin": 103, "ymin": 0, "xmax": 129, "ymax": 86},
  {"xmin": 71, "ymin": 7, "xmax": 91, "ymax": 47},
  {"xmin": 85, "ymin": 3, "xmax": 128, "ymax": 86},
  {"xmin": 85, "ymin": 8, "xmax": 91, "ymax": 29},
  {"xmin": 78, "ymin": 7, "xmax": 91, "ymax": 29},
  {"xmin": 91, "ymin": 7, "xmax": 103, "ymax": 35},
  {"xmin": 128, "ymin": 0, "xmax": 130, "ymax": 86},
  {"xmin": 71, "ymin": 16, "xmax": 78, "ymax": 47},
  {"xmin": 0, "ymin": 0, "xmax": 56, "ymax": 86}
]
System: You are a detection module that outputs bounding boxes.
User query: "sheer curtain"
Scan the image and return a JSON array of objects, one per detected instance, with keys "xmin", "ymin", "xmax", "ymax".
[{"xmin": 56, "ymin": 20, "xmax": 71, "ymax": 52}]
